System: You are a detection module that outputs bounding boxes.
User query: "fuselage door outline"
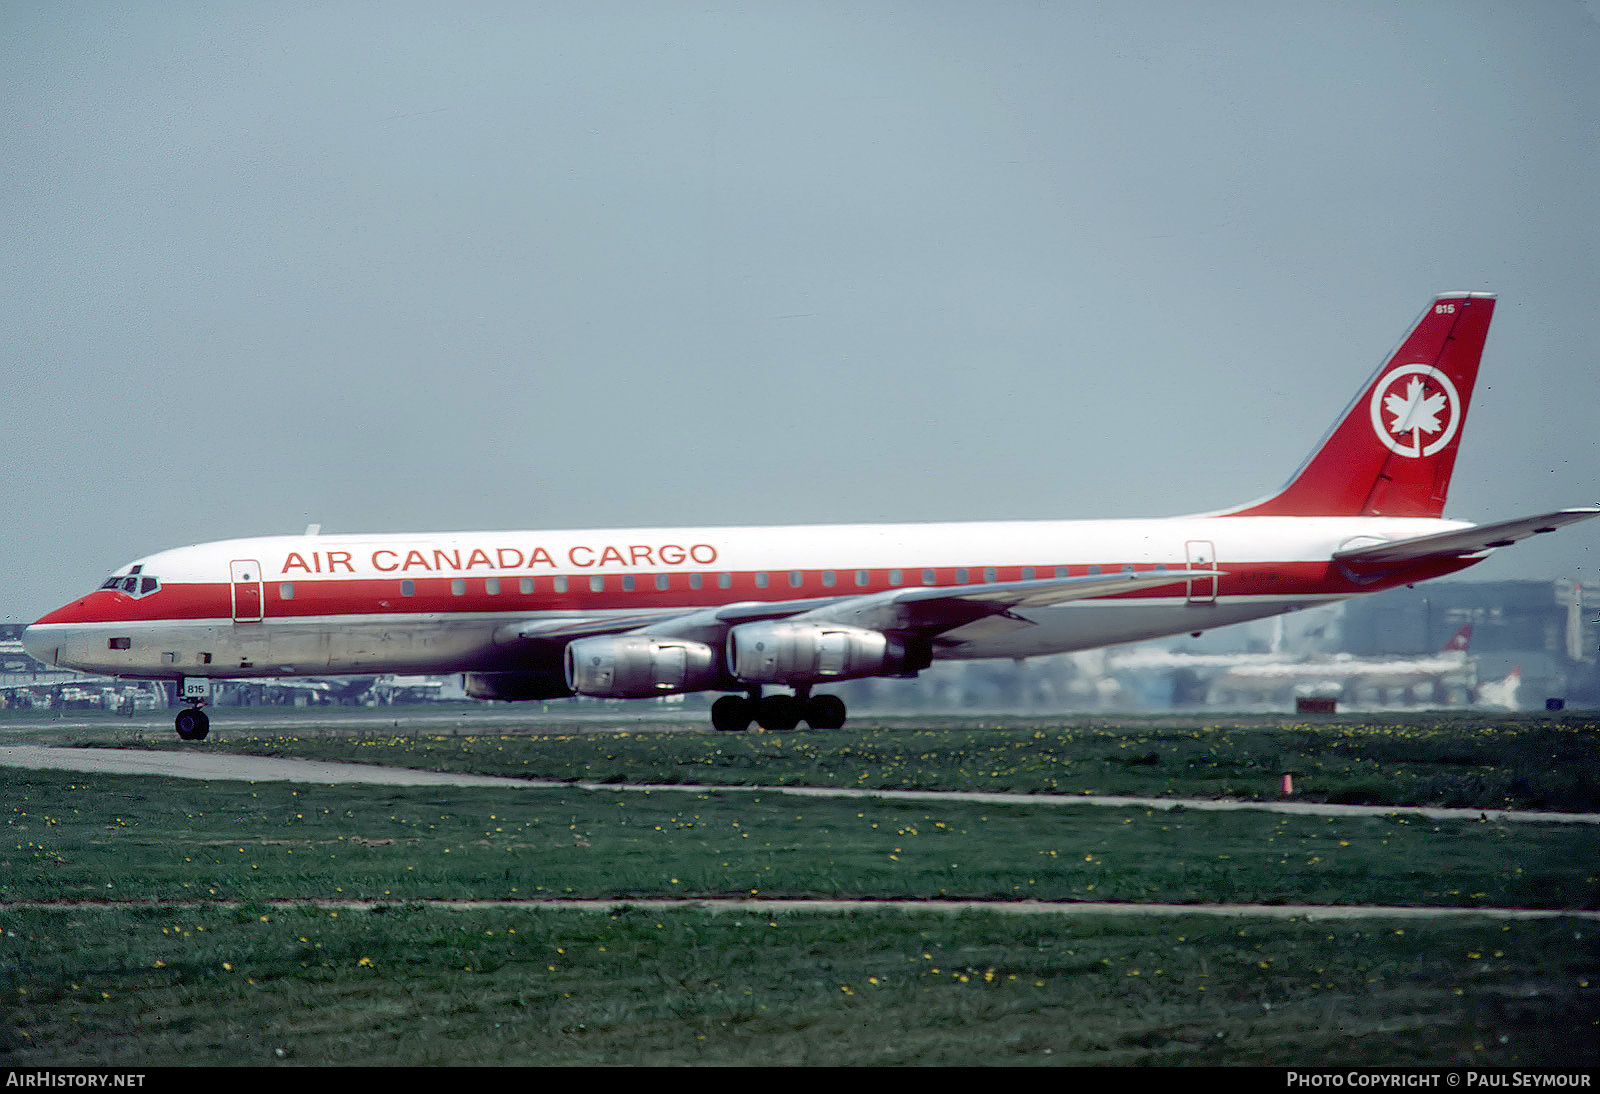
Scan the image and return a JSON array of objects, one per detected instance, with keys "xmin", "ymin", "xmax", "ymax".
[
  {"xmin": 1185, "ymin": 540, "xmax": 1218, "ymax": 604},
  {"xmin": 231, "ymin": 560, "xmax": 263, "ymax": 623}
]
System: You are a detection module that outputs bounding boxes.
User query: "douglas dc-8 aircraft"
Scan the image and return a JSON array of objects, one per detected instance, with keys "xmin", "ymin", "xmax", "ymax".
[{"xmin": 24, "ymin": 293, "xmax": 1598, "ymax": 739}]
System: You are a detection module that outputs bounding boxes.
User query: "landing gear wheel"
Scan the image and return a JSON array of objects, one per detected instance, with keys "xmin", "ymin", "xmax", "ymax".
[
  {"xmin": 804, "ymin": 694, "xmax": 847, "ymax": 730},
  {"xmin": 757, "ymin": 694, "xmax": 803, "ymax": 730},
  {"xmin": 175, "ymin": 707, "xmax": 210, "ymax": 741},
  {"xmin": 711, "ymin": 695, "xmax": 752, "ymax": 732}
]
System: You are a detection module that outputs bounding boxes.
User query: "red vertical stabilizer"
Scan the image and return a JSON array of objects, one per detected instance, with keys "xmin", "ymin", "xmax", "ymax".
[{"xmin": 1224, "ymin": 293, "xmax": 1495, "ymax": 518}]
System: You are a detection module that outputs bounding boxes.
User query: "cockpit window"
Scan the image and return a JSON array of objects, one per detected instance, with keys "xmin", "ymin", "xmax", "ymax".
[{"xmin": 102, "ymin": 574, "xmax": 161, "ymax": 598}]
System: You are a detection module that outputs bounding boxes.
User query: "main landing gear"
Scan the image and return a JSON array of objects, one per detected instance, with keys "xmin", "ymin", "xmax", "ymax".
[
  {"xmin": 175, "ymin": 701, "xmax": 210, "ymax": 741},
  {"xmin": 710, "ymin": 687, "xmax": 847, "ymax": 732}
]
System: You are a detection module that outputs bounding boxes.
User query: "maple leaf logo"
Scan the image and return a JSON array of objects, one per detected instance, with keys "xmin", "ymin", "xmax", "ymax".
[
  {"xmin": 1367, "ymin": 364, "xmax": 1461, "ymax": 459},
  {"xmin": 1383, "ymin": 377, "xmax": 1447, "ymax": 438}
]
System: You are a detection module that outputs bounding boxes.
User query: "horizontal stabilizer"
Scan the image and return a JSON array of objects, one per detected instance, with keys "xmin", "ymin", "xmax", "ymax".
[{"xmin": 1334, "ymin": 507, "xmax": 1600, "ymax": 572}]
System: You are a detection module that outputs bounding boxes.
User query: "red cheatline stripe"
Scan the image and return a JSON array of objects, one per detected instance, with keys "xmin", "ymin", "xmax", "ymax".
[{"xmin": 35, "ymin": 555, "xmax": 1476, "ymax": 626}]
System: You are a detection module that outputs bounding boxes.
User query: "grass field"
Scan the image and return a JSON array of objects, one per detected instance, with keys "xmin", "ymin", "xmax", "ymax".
[
  {"xmin": 119, "ymin": 709, "xmax": 1600, "ymax": 812},
  {"xmin": 2, "ymin": 710, "xmax": 1597, "ymax": 1066}
]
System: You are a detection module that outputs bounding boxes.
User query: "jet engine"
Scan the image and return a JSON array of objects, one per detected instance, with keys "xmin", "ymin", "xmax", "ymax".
[
  {"xmin": 564, "ymin": 635, "xmax": 722, "ymax": 698},
  {"xmin": 727, "ymin": 621, "xmax": 928, "ymax": 686}
]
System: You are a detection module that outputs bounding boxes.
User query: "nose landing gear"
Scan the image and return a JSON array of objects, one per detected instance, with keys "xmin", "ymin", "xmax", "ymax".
[{"xmin": 175, "ymin": 701, "xmax": 210, "ymax": 741}]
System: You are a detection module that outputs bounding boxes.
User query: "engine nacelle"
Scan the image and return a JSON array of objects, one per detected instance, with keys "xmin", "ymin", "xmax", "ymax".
[
  {"xmin": 727, "ymin": 621, "xmax": 926, "ymax": 686},
  {"xmin": 564, "ymin": 635, "xmax": 722, "ymax": 698},
  {"xmin": 465, "ymin": 670, "xmax": 573, "ymax": 702}
]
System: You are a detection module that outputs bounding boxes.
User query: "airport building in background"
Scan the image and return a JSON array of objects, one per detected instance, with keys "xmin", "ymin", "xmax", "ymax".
[{"xmin": 1338, "ymin": 579, "xmax": 1598, "ymax": 708}]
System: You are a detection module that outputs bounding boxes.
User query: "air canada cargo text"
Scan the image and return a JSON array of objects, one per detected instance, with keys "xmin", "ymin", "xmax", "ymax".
[{"xmin": 280, "ymin": 543, "xmax": 721, "ymax": 576}]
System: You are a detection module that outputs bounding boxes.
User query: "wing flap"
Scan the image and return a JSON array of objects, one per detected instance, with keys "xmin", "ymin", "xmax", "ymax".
[{"xmin": 1334, "ymin": 507, "xmax": 1600, "ymax": 571}]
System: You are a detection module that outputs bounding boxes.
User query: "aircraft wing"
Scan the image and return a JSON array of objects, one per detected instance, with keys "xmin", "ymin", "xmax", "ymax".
[
  {"xmin": 493, "ymin": 570, "xmax": 1220, "ymax": 649},
  {"xmin": 492, "ymin": 611, "xmax": 688, "ymax": 646},
  {"xmin": 785, "ymin": 569, "xmax": 1220, "ymax": 636},
  {"xmin": 1334, "ymin": 507, "xmax": 1600, "ymax": 574},
  {"xmin": 791, "ymin": 569, "xmax": 1223, "ymax": 648}
]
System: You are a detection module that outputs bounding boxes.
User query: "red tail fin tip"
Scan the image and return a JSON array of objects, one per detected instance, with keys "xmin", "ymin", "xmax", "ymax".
[{"xmin": 1225, "ymin": 293, "xmax": 1495, "ymax": 518}]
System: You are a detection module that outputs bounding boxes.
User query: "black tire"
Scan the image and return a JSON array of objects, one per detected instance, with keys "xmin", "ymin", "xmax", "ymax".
[
  {"xmin": 710, "ymin": 695, "xmax": 752, "ymax": 732},
  {"xmin": 757, "ymin": 694, "xmax": 803, "ymax": 730},
  {"xmin": 804, "ymin": 694, "xmax": 847, "ymax": 730},
  {"xmin": 175, "ymin": 708, "xmax": 210, "ymax": 741}
]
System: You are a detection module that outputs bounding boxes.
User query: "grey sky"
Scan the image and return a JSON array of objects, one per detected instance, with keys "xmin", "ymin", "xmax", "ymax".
[{"xmin": 3, "ymin": 2, "xmax": 1598, "ymax": 622}]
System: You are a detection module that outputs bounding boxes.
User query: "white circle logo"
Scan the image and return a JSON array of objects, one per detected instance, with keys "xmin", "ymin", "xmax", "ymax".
[{"xmin": 1368, "ymin": 364, "xmax": 1460, "ymax": 458}]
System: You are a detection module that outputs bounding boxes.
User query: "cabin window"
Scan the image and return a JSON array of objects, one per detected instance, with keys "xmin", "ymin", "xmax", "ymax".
[
  {"xmin": 656, "ymin": 574, "xmax": 670, "ymax": 590},
  {"xmin": 755, "ymin": 573, "xmax": 769, "ymax": 588},
  {"xmin": 690, "ymin": 573, "xmax": 703, "ymax": 590},
  {"xmin": 1056, "ymin": 566, "xmax": 1069, "ymax": 578},
  {"xmin": 1087, "ymin": 565, "xmax": 1101, "ymax": 576},
  {"xmin": 888, "ymin": 569, "xmax": 902, "ymax": 586},
  {"xmin": 485, "ymin": 578, "xmax": 500, "ymax": 595},
  {"xmin": 922, "ymin": 569, "xmax": 936, "ymax": 585},
  {"xmin": 717, "ymin": 573, "xmax": 731, "ymax": 589},
  {"xmin": 822, "ymin": 571, "xmax": 836, "ymax": 587},
  {"xmin": 590, "ymin": 575, "xmax": 605, "ymax": 592},
  {"xmin": 554, "ymin": 576, "xmax": 568, "ymax": 593},
  {"xmin": 520, "ymin": 577, "xmax": 534, "ymax": 594},
  {"xmin": 108, "ymin": 637, "xmax": 131, "ymax": 650},
  {"xmin": 621, "ymin": 575, "xmax": 636, "ymax": 592},
  {"xmin": 984, "ymin": 567, "xmax": 997, "ymax": 583},
  {"xmin": 956, "ymin": 568, "xmax": 969, "ymax": 584},
  {"xmin": 279, "ymin": 583, "xmax": 294, "ymax": 599},
  {"xmin": 1022, "ymin": 566, "xmax": 1036, "ymax": 580},
  {"xmin": 451, "ymin": 578, "xmax": 466, "ymax": 595},
  {"xmin": 855, "ymin": 570, "xmax": 869, "ymax": 587},
  {"xmin": 789, "ymin": 571, "xmax": 803, "ymax": 588},
  {"xmin": 401, "ymin": 580, "xmax": 415, "ymax": 596}
]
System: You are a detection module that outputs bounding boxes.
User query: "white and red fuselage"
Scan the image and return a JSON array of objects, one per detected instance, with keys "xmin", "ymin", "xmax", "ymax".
[
  {"xmin": 25, "ymin": 514, "xmax": 1477, "ymax": 680},
  {"xmin": 22, "ymin": 293, "xmax": 1598, "ymax": 734}
]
